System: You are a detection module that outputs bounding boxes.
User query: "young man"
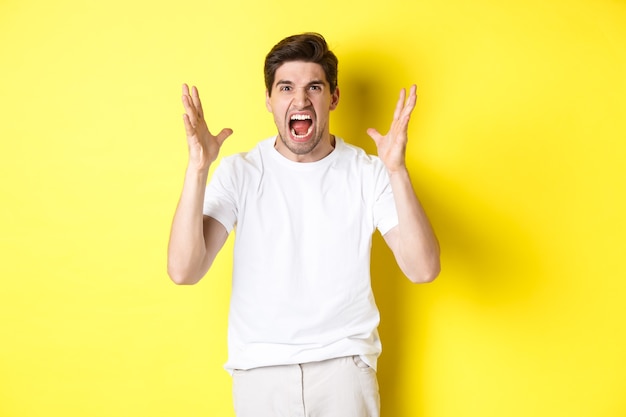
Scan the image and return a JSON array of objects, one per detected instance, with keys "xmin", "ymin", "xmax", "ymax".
[{"xmin": 168, "ymin": 33, "xmax": 440, "ymax": 417}]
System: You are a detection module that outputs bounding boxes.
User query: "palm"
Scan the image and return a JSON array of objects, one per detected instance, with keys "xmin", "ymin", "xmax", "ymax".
[
  {"xmin": 182, "ymin": 84, "xmax": 232, "ymax": 171},
  {"xmin": 367, "ymin": 85, "xmax": 417, "ymax": 173}
]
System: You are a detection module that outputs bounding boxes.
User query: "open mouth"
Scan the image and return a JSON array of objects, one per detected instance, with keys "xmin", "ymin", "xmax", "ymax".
[{"xmin": 289, "ymin": 114, "xmax": 313, "ymax": 140}]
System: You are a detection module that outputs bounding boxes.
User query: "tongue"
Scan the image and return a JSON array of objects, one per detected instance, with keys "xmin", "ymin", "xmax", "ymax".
[{"xmin": 292, "ymin": 120, "xmax": 311, "ymax": 136}]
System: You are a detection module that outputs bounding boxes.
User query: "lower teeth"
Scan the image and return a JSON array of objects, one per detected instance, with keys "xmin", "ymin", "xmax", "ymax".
[{"xmin": 292, "ymin": 129, "xmax": 308, "ymax": 138}]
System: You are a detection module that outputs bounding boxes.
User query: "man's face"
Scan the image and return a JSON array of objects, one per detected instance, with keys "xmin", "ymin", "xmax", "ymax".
[{"xmin": 266, "ymin": 61, "xmax": 340, "ymax": 162}]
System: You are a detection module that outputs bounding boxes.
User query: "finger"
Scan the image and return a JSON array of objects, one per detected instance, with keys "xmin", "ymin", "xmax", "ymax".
[
  {"xmin": 402, "ymin": 85, "xmax": 417, "ymax": 116},
  {"xmin": 182, "ymin": 84, "xmax": 200, "ymax": 125},
  {"xmin": 182, "ymin": 113, "xmax": 195, "ymax": 138},
  {"xmin": 396, "ymin": 85, "xmax": 417, "ymax": 127},
  {"xmin": 215, "ymin": 128, "xmax": 234, "ymax": 145},
  {"xmin": 366, "ymin": 127, "xmax": 383, "ymax": 144},
  {"xmin": 182, "ymin": 94, "xmax": 198, "ymax": 126},
  {"xmin": 191, "ymin": 85, "xmax": 204, "ymax": 119},
  {"xmin": 393, "ymin": 88, "xmax": 406, "ymax": 120}
]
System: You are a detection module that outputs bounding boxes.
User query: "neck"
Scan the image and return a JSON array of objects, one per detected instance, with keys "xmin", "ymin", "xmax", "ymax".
[{"xmin": 275, "ymin": 134, "xmax": 336, "ymax": 163}]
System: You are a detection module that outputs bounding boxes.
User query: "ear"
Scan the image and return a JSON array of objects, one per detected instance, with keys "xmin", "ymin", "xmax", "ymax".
[
  {"xmin": 265, "ymin": 90, "xmax": 272, "ymax": 112},
  {"xmin": 329, "ymin": 87, "xmax": 340, "ymax": 111}
]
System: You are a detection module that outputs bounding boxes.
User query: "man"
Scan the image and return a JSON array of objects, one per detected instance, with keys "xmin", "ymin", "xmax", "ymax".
[{"xmin": 167, "ymin": 33, "xmax": 440, "ymax": 417}]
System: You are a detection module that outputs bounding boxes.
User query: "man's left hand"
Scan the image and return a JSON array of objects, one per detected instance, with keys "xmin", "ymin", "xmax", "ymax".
[{"xmin": 367, "ymin": 85, "xmax": 417, "ymax": 174}]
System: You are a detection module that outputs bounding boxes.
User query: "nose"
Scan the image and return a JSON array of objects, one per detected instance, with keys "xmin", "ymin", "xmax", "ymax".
[{"xmin": 293, "ymin": 87, "xmax": 311, "ymax": 108}]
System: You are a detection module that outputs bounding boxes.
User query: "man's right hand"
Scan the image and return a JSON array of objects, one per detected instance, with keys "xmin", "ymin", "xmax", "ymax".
[{"xmin": 182, "ymin": 84, "xmax": 233, "ymax": 171}]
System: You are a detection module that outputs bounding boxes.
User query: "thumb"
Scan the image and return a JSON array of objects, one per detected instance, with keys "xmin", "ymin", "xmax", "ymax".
[
  {"xmin": 216, "ymin": 128, "xmax": 234, "ymax": 145},
  {"xmin": 366, "ymin": 128, "xmax": 383, "ymax": 145}
]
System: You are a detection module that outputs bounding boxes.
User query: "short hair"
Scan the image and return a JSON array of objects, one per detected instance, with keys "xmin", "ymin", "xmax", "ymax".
[{"xmin": 264, "ymin": 32, "xmax": 338, "ymax": 96}]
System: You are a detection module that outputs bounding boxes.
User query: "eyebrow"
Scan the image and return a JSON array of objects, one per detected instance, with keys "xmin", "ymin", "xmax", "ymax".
[{"xmin": 275, "ymin": 79, "xmax": 326, "ymax": 88}]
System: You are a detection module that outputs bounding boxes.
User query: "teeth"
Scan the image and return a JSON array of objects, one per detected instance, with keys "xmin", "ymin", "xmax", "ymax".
[
  {"xmin": 291, "ymin": 124, "xmax": 314, "ymax": 138},
  {"xmin": 290, "ymin": 114, "xmax": 311, "ymax": 121}
]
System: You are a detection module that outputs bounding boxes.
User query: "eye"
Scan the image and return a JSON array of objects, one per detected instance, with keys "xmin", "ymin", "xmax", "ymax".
[
  {"xmin": 279, "ymin": 85, "xmax": 292, "ymax": 92},
  {"xmin": 309, "ymin": 85, "xmax": 322, "ymax": 91}
]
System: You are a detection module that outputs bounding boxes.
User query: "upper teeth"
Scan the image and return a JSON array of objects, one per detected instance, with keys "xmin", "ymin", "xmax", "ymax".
[{"xmin": 290, "ymin": 114, "xmax": 311, "ymax": 120}]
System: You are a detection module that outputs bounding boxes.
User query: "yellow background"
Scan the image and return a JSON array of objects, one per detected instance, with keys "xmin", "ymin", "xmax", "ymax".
[{"xmin": 1, "ymin": 0, "xmax": 625, "ymax": 416}]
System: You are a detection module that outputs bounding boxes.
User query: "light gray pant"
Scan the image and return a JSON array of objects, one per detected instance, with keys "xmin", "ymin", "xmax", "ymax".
[{"xmin": 232, "ymin": 356, "xmax": 380, "ymax": 417}]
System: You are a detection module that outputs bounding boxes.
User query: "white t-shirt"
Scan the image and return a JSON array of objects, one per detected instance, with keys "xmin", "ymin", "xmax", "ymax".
[{"xmin": 203, "ymin": 137, "xmax": 398, "ymax": 372}]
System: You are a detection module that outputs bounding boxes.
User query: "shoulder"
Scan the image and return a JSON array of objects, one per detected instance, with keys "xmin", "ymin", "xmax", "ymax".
[
  {"xmin": 334, "ymin": 139, "xmax": 391, "ymax": 193},
  {"xmin": 216, "ymin": 137, "xmax": 274, "ymax": 170},
  {"xmin": 334, "ymin": 137, "xmax": 386, "ymax": 171}
]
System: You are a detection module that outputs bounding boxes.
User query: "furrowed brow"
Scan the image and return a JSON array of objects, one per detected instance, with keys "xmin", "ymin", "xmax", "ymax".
[
  {"xmin": 274, "ymin": 80, "xmax": 326, "ymax": 88},
  {"xmin": 275, "ymin": 80, "xmax": 294, "ymax": 87}
]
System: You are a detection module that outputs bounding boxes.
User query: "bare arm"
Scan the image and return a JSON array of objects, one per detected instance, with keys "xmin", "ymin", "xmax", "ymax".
[
  {"xmin": 167, "ymin": 84, "xmax": 233, "ymax": 285},
  {"xmin": 367, "ymin": 85, "xmax": 440, "ymax": 283}
]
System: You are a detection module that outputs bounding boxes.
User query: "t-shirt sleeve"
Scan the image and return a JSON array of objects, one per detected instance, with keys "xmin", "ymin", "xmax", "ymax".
[
  {"xmin": 373, "ymin": 162, "xmax": 398, "ymax": 235},
  {"xmin": 203, "ymin": 160, "xmax": 238, "ymax": 233}
]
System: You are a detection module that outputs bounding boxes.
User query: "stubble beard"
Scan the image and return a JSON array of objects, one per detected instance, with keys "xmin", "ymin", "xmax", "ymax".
[
  {"xmin": 277, "ymin": 124, "xmax": 324, "ymax": 156},
  {"xmin": 278, "ymin": 132, "xmax": 322, "ymax": 155}
]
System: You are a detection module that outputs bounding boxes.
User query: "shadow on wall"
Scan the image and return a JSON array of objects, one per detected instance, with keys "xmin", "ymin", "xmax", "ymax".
[
  {"xmin": 418, "ymin": 164, "xmax": 546, "ymax": 301},
  {"xmin": 334, "ymin": 41, "xmax": 545, "ymax": 415},
  {"xmin": 334, "ymin": 44, "xmax": 428, "ymax": 415}
]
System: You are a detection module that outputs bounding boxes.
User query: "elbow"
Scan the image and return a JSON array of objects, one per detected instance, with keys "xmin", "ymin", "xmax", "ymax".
[
  {"xmin": 169, "ymin": 275, "xmax": 198, "ymax": 286},
  {"xmin": 404, "ymin": 255, "xmax": 441, "ymax": 284},
  {"xmin": 394, "ymin": 236, "xmax": 441, "ymax": 284},
  {"xmin": 407, "ymin": 263, "xmax": 440, "ymax": 284},
  {"xmin": 167, "ymin": 249, "xmax": 210, "ymax": 285},
  {"xmin": 167, "ymin": 263, "xmax": 202, "ymax": 285}
]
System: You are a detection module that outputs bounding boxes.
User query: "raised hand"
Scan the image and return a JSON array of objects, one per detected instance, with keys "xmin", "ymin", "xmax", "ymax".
[
  {"xmin": 366, "ymin": 85, "xmax": 417, "ymax": 174},
  {"xmin": 182, "ymin": 84, "xmax": 233, "ymax": 171}
]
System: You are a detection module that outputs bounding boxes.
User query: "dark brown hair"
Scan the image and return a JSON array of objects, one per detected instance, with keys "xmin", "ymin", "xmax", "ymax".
[{"xmin": 264, "ymin": 32, "xmax": 338, "ymax": 96}]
